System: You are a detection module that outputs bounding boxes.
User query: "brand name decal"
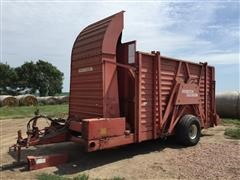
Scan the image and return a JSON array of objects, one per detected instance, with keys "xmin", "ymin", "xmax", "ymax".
[
  {"xmin": 182, "ymin": 89, "xmax": 198, "ymax": 97},
  {"xmin": 78, "ymin": 67, "xmax": 93, "ymax": 73}
]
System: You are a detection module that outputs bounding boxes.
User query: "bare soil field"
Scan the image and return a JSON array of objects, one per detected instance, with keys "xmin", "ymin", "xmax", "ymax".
[{"xmin": 1, "ymin": 118, "xmax": 239, "ymax": 180}]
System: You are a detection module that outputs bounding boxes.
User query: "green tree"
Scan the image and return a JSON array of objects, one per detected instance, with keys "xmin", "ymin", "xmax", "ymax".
[
  {"xmin": 15, "ymin": 61, "xmax": 38, "ymax": 94},
  {"xmin": 0, "ymin": 63, "xmax": 18, "ymax": 95},
  {"xmin": 16, "ymin": 60, "xmax": 64, "ymax": 96},
  {"xmin": 36, "ymin": 60, "xmax": 63, "ymax": 96}
]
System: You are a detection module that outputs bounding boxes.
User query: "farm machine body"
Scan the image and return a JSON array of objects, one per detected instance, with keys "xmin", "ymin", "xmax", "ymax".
[{"xmin": 10, "ymin": 11, "xmax": 219, "ymax": 170}]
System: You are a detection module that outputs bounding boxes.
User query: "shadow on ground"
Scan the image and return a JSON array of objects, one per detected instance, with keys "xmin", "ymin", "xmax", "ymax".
[{"xmin": 5, "ymin": 137, "xmax": 186, "ymax": 175}]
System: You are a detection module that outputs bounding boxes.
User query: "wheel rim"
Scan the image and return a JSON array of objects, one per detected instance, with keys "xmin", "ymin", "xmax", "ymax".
[{"xmin": 189, "ymin": 124, "xmax": 198, "ymax": 140}]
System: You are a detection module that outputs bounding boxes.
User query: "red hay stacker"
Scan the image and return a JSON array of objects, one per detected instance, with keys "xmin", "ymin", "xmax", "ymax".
[{"xmin": 9, "ymin": 11, "xmax": 220, "ymax": 170}]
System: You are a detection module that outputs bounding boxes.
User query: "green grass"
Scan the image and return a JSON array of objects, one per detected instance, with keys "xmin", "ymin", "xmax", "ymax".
[
  {"xmin": 222, "ymin": 118, "xmax": 240, "ymax": 139},
  {"xmin": 37, "ymin": 173, "xmax": 89, "ymax": 180},
  {"xmin": 36, "ymin": 173, "xmax": 124, "ymax": 180},
  {"xmin": 224, "ymin": 128, "xmax": 240, "ymax": 139},
  {"xmin": 37, "ymin": 173, "xmax": 69, "ymax": 180},
  {"xmin": 0, "ymin": 104, "xmax": 68, "ymax": 120},
  {"xmin": 111, "ymin": 177, "xmax": 125, "ymax": 180},
  {"xmin": 221, "ymin": 119, "xmax": 240, "ymax": 126}
]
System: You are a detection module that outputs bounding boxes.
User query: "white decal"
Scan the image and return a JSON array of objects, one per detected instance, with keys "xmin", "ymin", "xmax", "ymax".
[
  {"xmin": 186, "ymin": 93, "xmax": 198, "ymax": 97},
  {"xmin": 36, "ymin": 158, "xmax": 46, "ymax": 164},
  {"xmin": 78, "ymin": 67, "xmax": 93, "ymax": 73},
  {"xmin": 182, "ymin": 90, "xmax": 194, "ymax": 94},
  {"xmin": 182, "ymin": 89, "xmax": 198, "ymax": 97}
]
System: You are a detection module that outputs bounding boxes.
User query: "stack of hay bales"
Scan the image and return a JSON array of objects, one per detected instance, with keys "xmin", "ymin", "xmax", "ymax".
[
  {"xmin": 0, "ymin": 94, "xmax": 69, "ymax": 107},
  {"xmin": 16, "ymin": 94, "xmax": 38, "ymax": 106},
  {"xmin": 0, "ymin": 95, "xmax": 18, "ymax": 107},
  {"xmin": 37, "ymin": 96, "xmax": 58, "ymax": 105},
  {"xmin": 55, "ymin": 96, "xmax": 69, "ymax": 104}
]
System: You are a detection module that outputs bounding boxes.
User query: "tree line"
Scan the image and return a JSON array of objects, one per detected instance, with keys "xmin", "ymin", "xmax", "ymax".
[{"xmin": 0, "ymin": 60, "xmax": 64, "ymax": 96}]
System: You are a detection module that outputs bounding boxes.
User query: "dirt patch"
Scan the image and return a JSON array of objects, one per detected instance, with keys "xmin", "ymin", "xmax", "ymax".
[{"xmin": 1, "ymin": 119, "xmax": 239, "ymax": 180}]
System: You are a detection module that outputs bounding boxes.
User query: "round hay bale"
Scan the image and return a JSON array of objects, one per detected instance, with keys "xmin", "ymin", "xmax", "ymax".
[
  {"xmin": 16, "ymin": 94, "xmax": 38, "ymax": 106},
  {"xmin": 36, "ymin": 97, "xmax": 46, "ymax": 105},
  {"xmin": 0, "ymin": 95, "xmax": 18, "ymax": 107},
  {"xmin": 216, "ymin": 91, "xmax": 240, "ymax": 119},
  {"xmin": 37, "ymin": 96, "xmax": 58, "ymax": 105},
  {"xmin": 55, "ymin": 96, "xmax": 69, "ymax": 104}
]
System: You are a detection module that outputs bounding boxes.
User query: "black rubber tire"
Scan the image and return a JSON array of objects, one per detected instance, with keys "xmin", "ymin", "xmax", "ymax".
[{"xmin": 176, "ymin": 115, "xmax": 201, "ymax": 146}]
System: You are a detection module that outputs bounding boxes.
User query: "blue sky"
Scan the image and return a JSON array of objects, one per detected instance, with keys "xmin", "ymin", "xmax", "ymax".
[{"xmin": 1, "ymin": 1, "xmax": 239, "ymax": 92}]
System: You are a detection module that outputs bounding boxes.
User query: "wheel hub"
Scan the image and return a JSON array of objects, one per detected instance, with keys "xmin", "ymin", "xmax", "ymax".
[{"xmin": 189, "ymin": 124, "xmax": 198, "ymax": 140}]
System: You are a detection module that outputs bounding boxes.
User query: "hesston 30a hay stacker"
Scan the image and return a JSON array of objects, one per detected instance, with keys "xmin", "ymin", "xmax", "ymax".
[{"xmin": 9, "ymin": 11, "xmax": 220, "ymax": 170}]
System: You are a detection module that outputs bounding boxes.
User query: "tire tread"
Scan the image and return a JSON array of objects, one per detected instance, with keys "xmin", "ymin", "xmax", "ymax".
[{"xmin": 176, "ymin": 114, "xmax": 200, "ymax": 146}]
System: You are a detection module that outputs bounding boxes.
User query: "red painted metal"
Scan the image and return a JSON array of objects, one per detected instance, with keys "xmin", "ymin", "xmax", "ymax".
[
  {"xmin": 175, "ymin": 84, "xmax": 200, "ymax": 105},
  {"xmin": 10, "ymin": 11, "xmax": 219, "ymax": 170},
  {"xmin": 86, "ymin": 134, "xmax": 134, "ymax": 152},
  {"xmin": 82, "ymin": 118, "xmax": 126, "ymax": 140},
  {"xmin": 27, "ymin": 153, "xmax": 68, "ymax": 170},
  {"xmin": 69, "ymin": 11, "xmax": 124, "ymax": 120},
  {"xmin": 69, "ymin": 120, "xmax": 82, "ymax": 132}
]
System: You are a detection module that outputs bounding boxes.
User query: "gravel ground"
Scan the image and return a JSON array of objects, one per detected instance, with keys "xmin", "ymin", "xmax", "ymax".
[{"xmin": 0, "ymin": 118, "xmax": 239, "ymax": 180}]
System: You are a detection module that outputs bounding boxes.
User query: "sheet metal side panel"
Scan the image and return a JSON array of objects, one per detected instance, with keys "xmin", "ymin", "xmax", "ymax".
[
  {"xmin": 160, "ymin": 58, "xmax": 178, "ymax": 112},
  {"xmin": 139, "ymin": 54, "xmax": 156, "ymax": 139},
  {"xmin": 137, "ymin": 52, "xmax": 142, "ymax": 142},
  {"xmin": 160, "ymin": 56, "xmax": 215, "ymax": 127},
  {"xmin": 199, "ymin": 67, "xmax": 212, "ymax": 126},
  {"xmin": 70, "ymin": 17, "xmax": 113, "ymax": 120},
  {"xmin": 101, "ymin": 12, "xmax": 124, "ymax": 118},
  {"xmin": 207, "ymin": 67, "xmax": 213, "ymax": 127}
]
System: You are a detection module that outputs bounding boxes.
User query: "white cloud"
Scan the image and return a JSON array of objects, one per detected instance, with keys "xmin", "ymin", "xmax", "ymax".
[
  {"xmin": 202, "ymin": 52, "xmax": 239, "ymax": 64},
  {"xmin": 2, "ymin": 1, "xmax": 239, "ymax": 92},
  {"xmin": 173, "ymin": 52, "xmax": 239, "ymax": 67}
]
